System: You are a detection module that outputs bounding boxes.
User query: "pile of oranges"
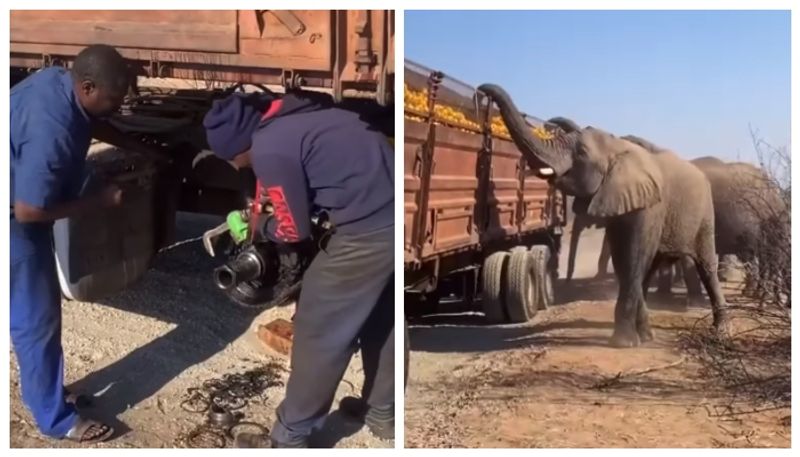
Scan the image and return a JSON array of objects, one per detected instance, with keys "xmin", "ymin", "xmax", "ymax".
[
  {"xmin": 403, "ymin": 84, "xmax": 429, "ymax": 114},
  {"xmin": 404, "ymin": 84, "xmax": 480, "ymax": 132},
  {"xmin": 404, "ymin": 84, "xmax": 554, "ymax": 140}
]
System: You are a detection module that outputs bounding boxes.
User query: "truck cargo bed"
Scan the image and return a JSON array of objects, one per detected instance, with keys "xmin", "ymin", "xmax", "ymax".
[{"xmin": 404, "ymin": 60, "xmax": 565, "ymax": 268}]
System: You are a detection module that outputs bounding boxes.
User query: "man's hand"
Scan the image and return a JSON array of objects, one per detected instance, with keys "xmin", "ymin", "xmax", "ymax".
[{"xmin": 14, "ymin": 183, "xmax": 122, "ymax": 223}]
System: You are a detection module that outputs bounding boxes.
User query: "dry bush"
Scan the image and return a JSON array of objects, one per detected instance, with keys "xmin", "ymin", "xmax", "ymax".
[
  {"xmin": 738, "ymin": 127, "xmax": 791, "ymax": 308},
  {"xmin": 681, "ymin": 128, "xmax": 790, "ymax": 423}
]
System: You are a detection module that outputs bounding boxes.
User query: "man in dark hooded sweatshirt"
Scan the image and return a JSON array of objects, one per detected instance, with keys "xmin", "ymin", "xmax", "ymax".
[{"xmin": 203, "ymin": 90, "xmax": 394, "ymax": 448}]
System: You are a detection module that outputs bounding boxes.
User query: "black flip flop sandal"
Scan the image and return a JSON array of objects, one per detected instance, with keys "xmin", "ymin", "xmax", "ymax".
[{"xmin": 64, "ymin": 417, "xmax": 114, "ymax": 444}]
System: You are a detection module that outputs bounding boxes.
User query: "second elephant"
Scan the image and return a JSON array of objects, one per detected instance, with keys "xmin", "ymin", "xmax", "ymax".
[
  {"xmin": 567, "ymin": 134, "xmax": 781, "ymax": 300},
  {"xmin": 624, "ymin": 137, "xmax": 783, "ymax": 298}
]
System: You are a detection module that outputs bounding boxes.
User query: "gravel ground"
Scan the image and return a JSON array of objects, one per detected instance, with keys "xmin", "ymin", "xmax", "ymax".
[
  {"xmin": 405, "ymin": 227, "xmax": 790, "ymax": 448},
  {"xmin": 9, "ymin": 213, "xmax": 393, "ymax": 449}
]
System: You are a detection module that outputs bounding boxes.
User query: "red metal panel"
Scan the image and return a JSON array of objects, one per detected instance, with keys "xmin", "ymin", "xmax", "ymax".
[
  {"xmin": 483, "ymin": 138, "xmax": 521, "ymax": 241},
  {"xmin": 520, "ymin": 176, "xmax": 550, "ymax": 232},
  {"xmin": 404, "ymin": 120, "xmax": 427, "ymax": 263},
  {"xmin": 10, "ymin": 10, "xmax": 238, "ymax": 53},
  {"xmin": 420, "ymin": 126, "xmax": 481, "ymax": 258},
  {"xmin": 9, "ymin": 10, "xmax": 394, "ymax": 101},
  {"xmin": 238, "ymin": 10, "xmax": 332, "ymax": 71}
]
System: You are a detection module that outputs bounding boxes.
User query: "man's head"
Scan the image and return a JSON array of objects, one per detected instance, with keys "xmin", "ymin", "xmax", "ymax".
[
  {"xmin": 71, "ymin": 44, "xmax": 130, "ymax": 118},
  {"xmin": 203, "ymin": 93, "xmax": 271, "ymax": 167}
]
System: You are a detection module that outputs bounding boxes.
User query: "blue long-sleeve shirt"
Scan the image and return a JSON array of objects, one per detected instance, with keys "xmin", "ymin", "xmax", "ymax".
[
  {"xmin": 11, "ymin": 67, "xmax": 92, "ymax": 238},
  {"xmin": 250, "ymin": 93, "xmax": 394, "ymax": 242}
]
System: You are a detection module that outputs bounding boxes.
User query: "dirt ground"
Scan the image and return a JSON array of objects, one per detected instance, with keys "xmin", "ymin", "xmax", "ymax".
[
  {"xmin": 9, "ymin": 213, "xmax": 392, "ymax": 449},
  {"xmin": 405, "ymin": 227, "xmax": 790, "ymax": 448}
]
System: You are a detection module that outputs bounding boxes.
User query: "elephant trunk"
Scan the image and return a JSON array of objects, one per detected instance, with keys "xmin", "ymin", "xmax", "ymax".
[{"xmin": 478, "ymin": 83, "xmax": 575, "ymax": 176}]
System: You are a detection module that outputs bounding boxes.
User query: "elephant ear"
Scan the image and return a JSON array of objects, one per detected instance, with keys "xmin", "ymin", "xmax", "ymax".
[{"xmin": 587, "ymin": 147, "xmax": 663, "ymax": 217}]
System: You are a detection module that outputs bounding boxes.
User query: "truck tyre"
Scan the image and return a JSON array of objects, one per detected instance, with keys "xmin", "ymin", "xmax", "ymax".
[
  {"xmin": 531, "ymin": 245, "xmax": 555, "ymax": 310},
  {"xmin": 404, "ymin": 317, "xmax": 410, "ymax": 389},
  {"xmin": 481, "ymin": 251, "xmax": 509, "ymax": 323},
  {"xmin": 505, "ymin": 249, "xmax": 538, "ymax": 323}
]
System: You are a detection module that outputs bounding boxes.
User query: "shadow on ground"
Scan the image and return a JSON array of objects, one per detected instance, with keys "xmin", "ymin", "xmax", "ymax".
[
  {"xmin": 457, "ymin": 367, "xmax": 708, "ymax": 406},
  {"xmin": 409, "ymin": 318, "xmax": 620, "ymax": 353},
  {"xmin": 408, "ymin": 275, "xmax": 700, "ymax": 354},
  {"xmin": 65, "ymin": 213, "xmax": 267, "ymax": 439},
  {"xmin": 312, "ymin": 409, "xmax": 366, "ymax": 448},
  {"xmin": 555, "ymin": 276, "xmax": 618, "ymax": 304}
]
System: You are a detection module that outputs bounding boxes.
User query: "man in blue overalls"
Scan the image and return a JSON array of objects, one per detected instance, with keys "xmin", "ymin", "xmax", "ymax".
[
  {"xmin": 11, "ymin": 44, "xmax": 162, "ymax": 443},
  {"xmin": 203, "ymin": 91, "xmax": 394, "ymax": 448}
]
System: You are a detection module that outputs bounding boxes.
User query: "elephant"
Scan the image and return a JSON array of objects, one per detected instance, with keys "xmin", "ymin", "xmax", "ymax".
[
  {"xmin": 568, "ymin": 211, "xmax": 694, "ymax": 299},
  {"xmin": 623, "ymin": 136, "xmax": 785, "ymax": 300},
  {"xmin": 557, "ymin": 126, "xmax": 686, "ymax": 293},
  {"xmin": 555, "ymin": 122, "xmax": 671, "ymax": 287},
  {"xmin": 478, "ymin": 83, "xmax": 729, "ymax": 347},
  {"xmin": 546, "ymin": 119, "xmax": 612, "ymax": 282},
  {"xmin": 567, "ymin": 133, "xmax": 782, "ymax": 303}
]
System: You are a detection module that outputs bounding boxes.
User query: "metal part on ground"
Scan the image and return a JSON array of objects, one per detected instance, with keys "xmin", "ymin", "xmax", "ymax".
[
  {"xmin": 208, "ymin": 404, "xmax": 242, "ymax": 428},
  {"xmin": 175, "ymin": 363, "xmax": 284, "ymax": 448},
  {"xmin": 227, "ymin": 422, "xmax": 270, "ymax": 441},
  {"xmin": 181, "ymin": 425, "xmax": 227, "ymax": 448},
  {"xmin": 179, "ymin": 363, "xmax": 284, "ymax": 413}
]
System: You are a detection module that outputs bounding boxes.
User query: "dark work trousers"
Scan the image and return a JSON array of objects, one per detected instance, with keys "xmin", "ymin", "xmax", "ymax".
[{"xmin": 271, "ymin": 225, "xmax": 394, "ymax": 444}]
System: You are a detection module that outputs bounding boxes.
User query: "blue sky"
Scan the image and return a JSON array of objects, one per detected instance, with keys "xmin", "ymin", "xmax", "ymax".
[{"xmin": 405, "ymin": 10, "xmax": 791, "ymax": 163}]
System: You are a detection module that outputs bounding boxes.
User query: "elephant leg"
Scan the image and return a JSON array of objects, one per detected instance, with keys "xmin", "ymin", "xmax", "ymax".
[
  {"xmin": 643, "ymin": 254, "xmax": 667, "ymax": 300},
  {"xmin": 681, "ymin": 257, "xmax": 704, "ymax": 305},
  {"xmin": 566, "ymin": 217, "xmax": 586, "ymax": 281},
  {"xmin": 717, "ymin": 254, "xmax": 736, "ymax": 282},
  {"xmin": 672, "ymin": 260, "xmax": 686, "ymax": 287},
  {"xmin": 597, "ymin": 232, "xmax": 611, "ymax": 277},
  {"xmin": 693, "ymin": 233, "xmax": 730, "ymax": 337},
  {"xmin": 740, "ymin": 253, "xmax": 759, "ymax": 297},
  {"xmin": 655, "ymin": 261, "xmax": 673, "ymax": 296},
  {"xmin": 606, "ymin": 213, "xmax": 658, "ymax": 348},
  {"xmin": 638, "ymin": 254, "xmax": 665, "ymax": 343}
]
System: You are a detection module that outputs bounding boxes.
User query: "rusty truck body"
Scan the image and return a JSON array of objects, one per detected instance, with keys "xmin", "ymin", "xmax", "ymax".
[
  {"xmin": 10, "ymin": 10, "xmax": 394, "ymax": 104},
  {"xmin": 404, "ymin": 60, "xmax": 566, "ymax": 325},
  {"xmin": 10, "ymin": 10, "xmax": 394, "ymax": 305}
]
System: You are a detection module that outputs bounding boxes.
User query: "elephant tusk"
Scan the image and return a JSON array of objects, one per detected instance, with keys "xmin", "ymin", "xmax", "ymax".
[{"xmin": 539, "ymin": 167, "xmax": 555, "ymax": 176}]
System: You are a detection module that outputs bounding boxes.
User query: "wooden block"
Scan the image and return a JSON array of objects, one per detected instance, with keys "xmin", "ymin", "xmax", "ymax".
[{"xmin": 257, "ymin": 318, "xmax": 294, "ymax": 357}]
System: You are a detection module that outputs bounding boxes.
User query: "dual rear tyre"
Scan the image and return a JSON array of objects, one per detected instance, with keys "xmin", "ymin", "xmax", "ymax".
[{"xmin": 481, "ymin": 245, "xmax": 554, "ymax": 324}]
